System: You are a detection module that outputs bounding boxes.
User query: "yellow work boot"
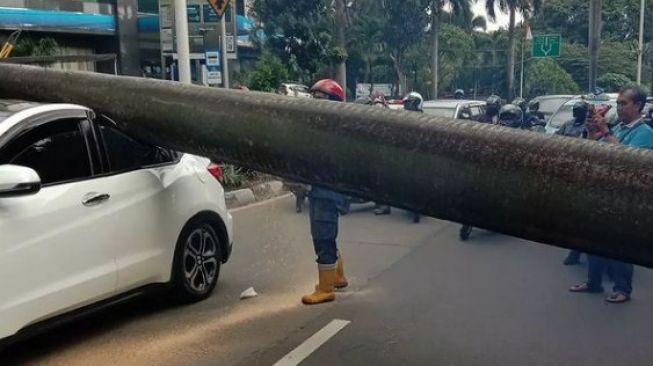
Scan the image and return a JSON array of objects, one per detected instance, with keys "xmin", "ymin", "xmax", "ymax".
[
  {"xmin": 302, "ymin": 268, "xmax": 336, "ymax": 305},
  {"xmin": 335, "ymin": 256, "xmax": 349, "ymax": 289}
]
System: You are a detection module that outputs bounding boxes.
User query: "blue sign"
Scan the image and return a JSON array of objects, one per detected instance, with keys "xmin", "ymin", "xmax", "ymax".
[
  {"xmin": 206, "ymin": 51, "xmax": 220, "ymax": 66},
  {"xmin": 187, "ymin": 4, "xmax": 201, "ymax": 23},
  {"xmin": 203, "ymin": 5, "xmax": 219, "ymax": 23}
]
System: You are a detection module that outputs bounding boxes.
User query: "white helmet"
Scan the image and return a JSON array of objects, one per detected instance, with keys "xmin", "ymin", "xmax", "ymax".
[{"xmin": 403, "ymin": 92, "xmax": 424, "ymax": 112}]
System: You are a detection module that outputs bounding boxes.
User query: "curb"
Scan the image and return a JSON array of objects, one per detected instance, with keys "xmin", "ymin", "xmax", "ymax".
[{"xmin": 225, "ymin": 180, "xmax": 285, "ymax": 209}]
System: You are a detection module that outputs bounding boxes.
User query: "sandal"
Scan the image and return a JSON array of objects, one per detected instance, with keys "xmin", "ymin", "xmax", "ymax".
[
  {"xmin": 569, "ymin": 282, "xmax": 604, "ymax": 293},
  {"xmin": 606, "ymin": 292, "xmax": 630, "ymax": 303}
]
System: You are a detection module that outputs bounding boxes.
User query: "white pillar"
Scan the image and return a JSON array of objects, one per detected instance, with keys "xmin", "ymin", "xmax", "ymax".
[
  {"xmin": 221, "ymin": 14, "xmax": 230, "ymax": 88},
  {"xmin": 174, "ymin": 0, "xmax": 191, "ymax": 84}
]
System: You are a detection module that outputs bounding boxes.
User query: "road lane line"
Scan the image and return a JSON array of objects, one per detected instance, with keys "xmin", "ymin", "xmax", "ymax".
[{"xmin": 272, "ymin": 319, "xmax": 351, "ymax": 366}]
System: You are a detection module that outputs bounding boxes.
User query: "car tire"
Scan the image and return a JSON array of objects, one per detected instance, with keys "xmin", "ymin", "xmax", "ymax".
[{"xmin": 170, "ymin": 220, "xmax": 222, "ymax": 303}]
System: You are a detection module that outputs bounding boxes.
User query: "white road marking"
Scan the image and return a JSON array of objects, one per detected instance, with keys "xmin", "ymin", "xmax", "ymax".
[{"xmin": 272, "ymin": 319, "xmax": 351, "ymax": 366}]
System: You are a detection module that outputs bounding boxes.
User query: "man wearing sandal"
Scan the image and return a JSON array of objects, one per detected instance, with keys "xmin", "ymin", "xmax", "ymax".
[{"xmin": 570, "ymin": 85, "xmax": 653, "ymax": 304}]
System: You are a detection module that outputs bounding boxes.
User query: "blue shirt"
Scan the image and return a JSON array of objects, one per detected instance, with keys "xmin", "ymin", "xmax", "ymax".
[{"xmin": 611, "ymin": 119, "xmax": 653, "ymax": 149}]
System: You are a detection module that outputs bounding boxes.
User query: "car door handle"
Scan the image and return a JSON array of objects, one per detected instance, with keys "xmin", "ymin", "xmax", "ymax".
[{"xmin": 82, "ymin": 192, "xmax": 111, "ymax": 207}]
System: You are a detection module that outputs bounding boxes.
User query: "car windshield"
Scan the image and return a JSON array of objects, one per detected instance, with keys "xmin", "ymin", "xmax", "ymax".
[
  {"xmin": 538, "ymin": 97, "xmax": 572, "ymax": 118},
  {"xmin": 550, "ymin": 100, "xmax": 618, "ymax": 128},
  {"xmin": 423, "ymin": 107, "xmax": 456, "ymax": 118}
]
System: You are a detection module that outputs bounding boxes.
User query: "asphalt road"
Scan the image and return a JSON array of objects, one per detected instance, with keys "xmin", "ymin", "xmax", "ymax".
[{"xmin": 4, "ymin": 195, "xmax": 653, "ymax": 365}]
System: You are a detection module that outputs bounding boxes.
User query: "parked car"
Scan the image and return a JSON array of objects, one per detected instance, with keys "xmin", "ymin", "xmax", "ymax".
[
  {"xmin": 0, "ymin": 100, "xmax": 233, "ymax": 344},
  {"xmin": 529, "ymin": 95, "xmax": 574, "ymax": 123},
  {"xmin": 545, "ymin": 93, "xmax": 618, "ymax": 134},
  {"xmin": 422, "ymin": 100, "xmax": 486, "ymax": 120},
  {"xmin": 277, "ymin": 83, "xmax": 311, "ymax": 98}
]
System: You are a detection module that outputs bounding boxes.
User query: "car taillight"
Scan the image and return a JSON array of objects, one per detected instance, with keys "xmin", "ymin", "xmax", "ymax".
[{"xmin": 207, "ymin": 163, "xmax": 224, "ymax": 183}]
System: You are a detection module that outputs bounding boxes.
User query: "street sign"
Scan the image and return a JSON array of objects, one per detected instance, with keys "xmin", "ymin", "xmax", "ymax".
[
  {"xmin": 206, "ymin": 0, "xmax": 230, "ymax": 18},
  {"xmin": 532, "ymin": 35, "xmax": 561, "ymax": 58}
]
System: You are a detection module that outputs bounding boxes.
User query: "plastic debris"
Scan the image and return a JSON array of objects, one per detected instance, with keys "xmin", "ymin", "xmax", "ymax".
[{"xmin": 240, "ymin": 287, "xmax": 258, "ymax": 299}]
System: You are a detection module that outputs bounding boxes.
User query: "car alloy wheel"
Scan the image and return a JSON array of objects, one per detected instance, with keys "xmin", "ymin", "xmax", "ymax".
[{"xmin": 182, "ymin": 226, "xmax": 219, "ymax": 294}]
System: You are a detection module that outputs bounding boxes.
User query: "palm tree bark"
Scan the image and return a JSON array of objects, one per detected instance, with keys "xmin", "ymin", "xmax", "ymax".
[
  {"xmin": 431, "ymin": 1, "xmax": 440, "ymax": 98},
  {"xmin": 335, "ymin": 0, "xmax": 347, "ymax": 99},
  {"xmin": 506, "ymin": 7, "xmax": 516, "ymax": 101},
  {"xmin": 4, "ymin": 63, "xmax": 653, "ymax": 268}
]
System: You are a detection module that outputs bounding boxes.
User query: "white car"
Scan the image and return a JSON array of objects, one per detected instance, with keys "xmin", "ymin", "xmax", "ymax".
[{"xmin": 0, "ymin": 100, "xmax": 233, "ymax": 343}]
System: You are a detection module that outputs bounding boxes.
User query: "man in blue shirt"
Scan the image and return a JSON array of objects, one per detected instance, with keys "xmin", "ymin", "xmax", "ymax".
[{"xmin": 570, "ymin": 86, "xmax": 653, "ymax": 303}]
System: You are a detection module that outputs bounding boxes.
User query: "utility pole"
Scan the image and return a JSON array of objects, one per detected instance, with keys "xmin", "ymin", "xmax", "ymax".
[
  {"xmin": 637, "ymin": 0, "xmax": 645, "ymax": 84},
  {"xmin": 174, "ymin": 0, "xmax": 191, "ymax": 84},
  {"xmin": 335, "ymin": 0, "xmax": 347, "ymax": 98},
  {"xmin": 588, "ymin": 0, "xmax": 602, "ymax": 92}
]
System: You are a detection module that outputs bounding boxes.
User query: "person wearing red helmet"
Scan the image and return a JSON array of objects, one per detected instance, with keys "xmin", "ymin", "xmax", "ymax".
[
  {"xmin": 302, "ymin": 79, "xmax": 348, "ymax": 305},
  {"xmin": 310, "ymin": 78, "xmax": 345, "ymax": 102}
]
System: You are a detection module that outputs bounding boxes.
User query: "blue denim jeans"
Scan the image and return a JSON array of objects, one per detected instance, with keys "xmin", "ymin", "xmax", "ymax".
[
  {"xmin": 587, "ymin": 255, "xmax": 634, "ymax": 295},
  {"xmin": 309, "ymin": 197, "xmax": 340, "ymax": 267}
]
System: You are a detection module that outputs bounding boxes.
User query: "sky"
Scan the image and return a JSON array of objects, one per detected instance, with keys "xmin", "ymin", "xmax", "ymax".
[{"xmin": 473, "ymin": 2, "xmax": 523, "ymax": 32}]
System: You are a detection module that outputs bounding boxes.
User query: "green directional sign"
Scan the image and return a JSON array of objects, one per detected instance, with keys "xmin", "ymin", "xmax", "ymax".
[{"xmin": 532, "ymin": 35, "xmax": 561, "ymax": 58}]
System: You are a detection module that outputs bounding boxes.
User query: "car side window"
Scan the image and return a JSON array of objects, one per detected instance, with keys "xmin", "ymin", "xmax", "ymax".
[
  {"xmin": 0, "ymin": 118, "xmax": 92, "ymax": 185},
  {"xmin": 470, "ymin": 106, "xmax": 482, "ymax": 119},
  {"xmin": 98, "ymin": 121, "xmax": 178, "ymax": 173},
  {"xmin": 459, "ymin": 107, "xmax": 472, "ymax": 120}
]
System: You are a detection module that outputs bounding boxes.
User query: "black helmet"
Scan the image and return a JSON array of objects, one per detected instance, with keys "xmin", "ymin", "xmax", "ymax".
[
  {"xmin": 528, "ymin": 100, "xmax": 540, "ymax": 112},
  {"xmin": 454, "ymin": 89, "xmax": 465, "ymax": 99},
  {"xmin": 572, "ymin": 101, "xmax": 589, "ymax": 121},
  {"xmin": 498, "ymin": 104, "xmax": 524, "ymax": 128},
  {"xmin": 512, "ymin": 97, "xmax": 527, "ymax": 112},
  {"xmin": 486, "ymin": 94, "xmax": 501, "ymax": 107},
  {"xmin": 403, "ymin": 92, "xmax": 424, "ymax": 112}
]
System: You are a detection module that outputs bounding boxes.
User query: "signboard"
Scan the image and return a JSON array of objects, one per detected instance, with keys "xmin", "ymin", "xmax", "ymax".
[
  {"xmin": 161, "ymin": 28, "xmax": 174, "ymax": 52},
  {"xmin": 160, "ymin": 4, "xmax": 174, "ymax": 28},
  {"xmin": 532, "ymin": 35, "xmax": 561, "ymax": 58},
  {"xmin": 206, "ymin": 0, "xmax": 231, "ymax": 18},
  {"xmin": 206, "ymin": 51, "xmax": 220, "ymax": 66},
  {"xmin": 187, "ymin": 4, "xmax": 201, "ymax": 23},
  {"xmin": 203, "ymin": 4, "xmax": 219, "ymax": 23}
]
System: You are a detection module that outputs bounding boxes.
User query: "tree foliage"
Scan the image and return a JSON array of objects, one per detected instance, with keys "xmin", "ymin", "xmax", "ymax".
[
  {"xmin": 597, "ymin": 73, "xmax": 633, "ymax": 93},
  {"xmin": 524, "ymin": 58, "xmax": 580, "ymax": 98}
]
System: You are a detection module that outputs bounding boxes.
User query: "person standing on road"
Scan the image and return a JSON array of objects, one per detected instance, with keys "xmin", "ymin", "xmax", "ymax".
[
  {"xmin": 556, "ymin": 101, "xmax": 589, "ymax": 266},
  {"xmin": 402, "ymin": 92, "xmax": 424, "ymax": 223},
  {"xmin": 570, "ymin": 85, "xmax": 653, "ymax": 303},
  {"xmin": 302, "ymin": 79, "xmax": 349, "ymax": 305}
]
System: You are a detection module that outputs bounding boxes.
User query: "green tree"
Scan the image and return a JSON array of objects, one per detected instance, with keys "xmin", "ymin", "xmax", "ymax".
[
  {"xmin": 239, "ymin": 52, "xmax": 290, "ymax": 92},
  {"xmin": 597, "ymin": 73, "xmax": 633, "ymax": 93},
  {"xmin": 12, "ymin": 37, "xmax": 58, "ymax": 57},
  {"xmin": 485, "ymin": 0, "xmax": 541, "ymax": 101},
  {"xmin": 382, "ymin": 0, "xmax": 430, "ymax": 96},
  {"xmin": 252, "ymin": 0, "xmax": 334, "ymax": 80},
  {"xmin": 524, "ymin": 58, "xmax": 580, "ymax": 97},
  {"xmin": 429, "ymin": 0, "xmax": 473, "ymax": 97}
]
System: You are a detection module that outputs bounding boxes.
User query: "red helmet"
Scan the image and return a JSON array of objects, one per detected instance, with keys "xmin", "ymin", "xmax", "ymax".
[{"xmin": 310, "ymin": 79, "xmax": 344, "ymax": 102}]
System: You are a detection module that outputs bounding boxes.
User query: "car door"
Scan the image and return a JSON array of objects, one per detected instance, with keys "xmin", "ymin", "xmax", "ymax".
[
  {"xmin": 0, "ymin": 112, "xmax": 117, "ymax": 337},
  {"xmin": 92, "ymin": 116, "xmax": 182, "ymax": 292}
]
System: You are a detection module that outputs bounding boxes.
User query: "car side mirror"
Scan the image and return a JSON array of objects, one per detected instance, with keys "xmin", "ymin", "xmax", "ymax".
[{"xmin": 0, "ymin": 165, "xmax": 42, "ymax": 198}]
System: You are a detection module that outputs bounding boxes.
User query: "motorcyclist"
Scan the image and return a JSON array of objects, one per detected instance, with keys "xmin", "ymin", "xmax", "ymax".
[
  {"xmin": 302, "ymin": 79, "xmax": 349, "ymax": 305},
  {"xmin": 524, "ymin": 99, "xmax": 546, "ymax": 130},
  {"xmin": 497, "ymin": 104, "xmax": 525, "ymax": 129},
  {"xmin": 477, "ymin": 95, "xmax": 502, "ymax": 124},
  {"xmin": 555, "ymin": 100, "xmax": 589, "ymax": 266},
  {"xmin": 371, "ymin": 93, "xmax": 393, "ymax": 216},
  {"xmin": 402, "ymin": 92, "xmax": 424, "ymax": 223},
  {"xmin": 454, "ymin": 89, "xmax": 465, "ymax": 100},
  {"xmin": 555, "ymin": 101, "xmax": 589, "ymax": 138}
]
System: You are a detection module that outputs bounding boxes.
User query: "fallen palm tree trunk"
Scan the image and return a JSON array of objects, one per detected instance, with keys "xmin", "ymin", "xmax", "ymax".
[{"xmin": 1, "ymin": 64, "xmax": 652, "ymax": 267}]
